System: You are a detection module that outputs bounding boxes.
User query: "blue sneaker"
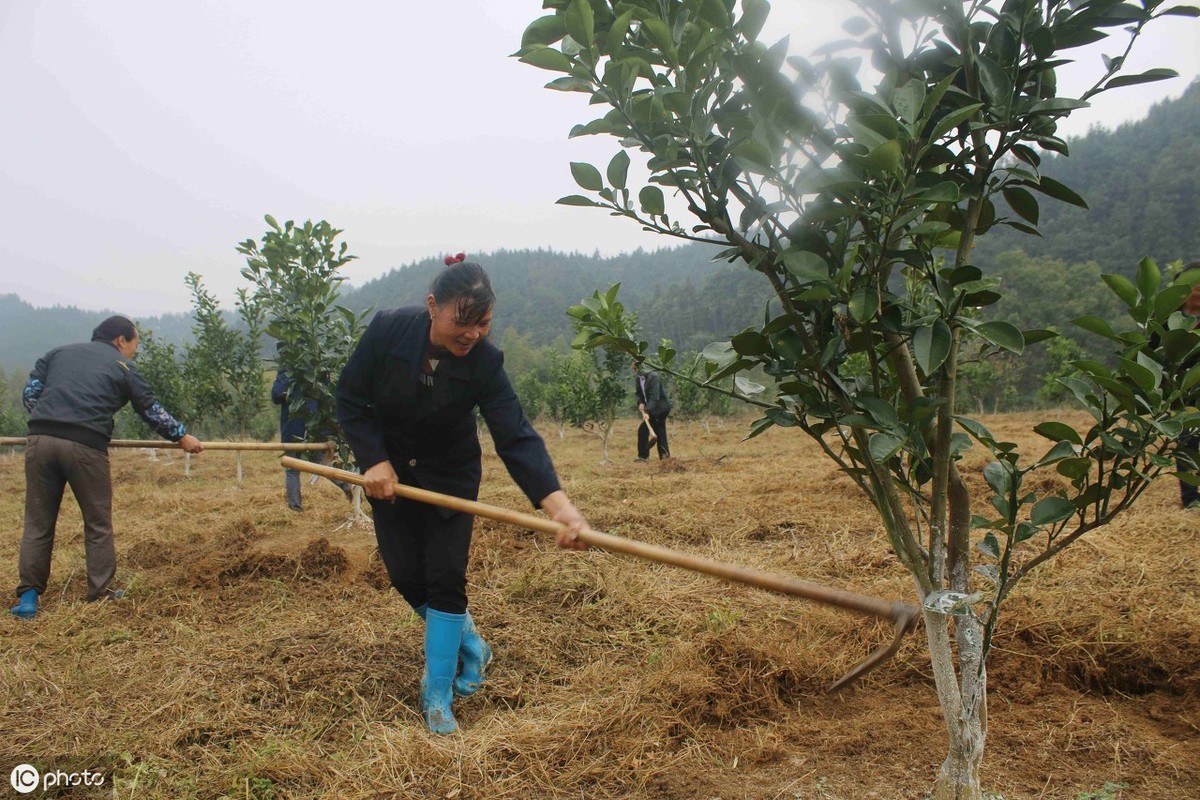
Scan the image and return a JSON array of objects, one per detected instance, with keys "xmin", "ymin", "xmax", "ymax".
[{"xmin": 11, "ymin": 589, "xmax": 38, "ymax": 619}]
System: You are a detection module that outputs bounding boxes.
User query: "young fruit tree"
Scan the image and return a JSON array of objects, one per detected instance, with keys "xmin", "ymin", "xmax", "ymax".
[
  {"xmin": 238, "ymin": 216, "xmax": 370, "ymax": 512},
  {"xmin": 518, "ymin": 1, "xmax": 1200, "ymax": 797},
  {"xmin": 181, "ymin": 272, "xmax": 267, "ymax": 481}
]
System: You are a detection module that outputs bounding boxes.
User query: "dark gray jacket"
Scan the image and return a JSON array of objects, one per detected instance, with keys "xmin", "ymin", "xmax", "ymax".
[
  {"xmin": 24, "ymin": 340, "xmax": 187, "ymax": 451},
  {"xmin": 636, "ymin": 371, "xmax": 671, "ymax": 417},
  {"xmin": 336, "ymin": 307, "xmax": 560, "ymax": 507}
]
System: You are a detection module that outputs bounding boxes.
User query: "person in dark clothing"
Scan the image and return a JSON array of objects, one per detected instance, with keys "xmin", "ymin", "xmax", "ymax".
[
  {"xmin": 336, "ymin": 254, "xmax": 590, "ymax": 734},
  {"xmin": 632, "ymin": 361, "xmax": 671, "ymax": 460},
  {"xmin": 12, "ymin": 315, "xmax": 203, "ymax": 619},
  {"xmin": 1176, "ymin": 265, "xmax": 1200, "ymax": 508},
  {"xmin": 271, "ymin": 364, "xmax": 351, "ymax": 511}
]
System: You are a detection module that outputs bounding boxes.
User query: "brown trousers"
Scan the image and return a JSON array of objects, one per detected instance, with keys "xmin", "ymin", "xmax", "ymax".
[{"xmin": 17, "ymin": 434, "xmax": 116, "ymax": 601}]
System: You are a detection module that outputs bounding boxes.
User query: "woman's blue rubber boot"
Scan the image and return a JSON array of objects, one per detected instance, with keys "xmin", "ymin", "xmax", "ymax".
[
  {"xmin": 453, "ymin": 611, "xmax": 492, "ymax": 697},
  {"xmin": 11, "ymin": 589, "xmax": 38, "ymax": 619},
  {"xmin": 421, "ymin": 608, "xmax": 465, "ymax": 734}
]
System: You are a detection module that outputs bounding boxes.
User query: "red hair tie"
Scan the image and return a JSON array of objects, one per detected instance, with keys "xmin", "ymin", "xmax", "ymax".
[{"xmin": 444, "ymin": 252, "xmax": 466, "ymax": 266}]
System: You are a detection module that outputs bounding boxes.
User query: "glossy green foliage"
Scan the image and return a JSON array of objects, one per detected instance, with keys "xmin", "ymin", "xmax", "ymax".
[
  {"xmin": 527, "ymin": 0, "xmax": 1198, "ymax": 606},
  {"xmin": 238, "ymin": 216, "xmax": 369, "ymax": 467}
]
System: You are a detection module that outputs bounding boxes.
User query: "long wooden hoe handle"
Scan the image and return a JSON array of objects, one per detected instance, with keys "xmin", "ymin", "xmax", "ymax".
[
  {"xmin": 0, "ymin": 437, "xmax": 334, "ymax": 452},
  {"xmin": 280, "ymin": 456, "xmax": 919, "ymax": 690}
]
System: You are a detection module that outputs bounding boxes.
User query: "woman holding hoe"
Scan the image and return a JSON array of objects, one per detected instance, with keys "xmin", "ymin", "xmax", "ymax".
[{"xmin": 336, "ymin": 254, "xmax": 591, "ymax": 734}]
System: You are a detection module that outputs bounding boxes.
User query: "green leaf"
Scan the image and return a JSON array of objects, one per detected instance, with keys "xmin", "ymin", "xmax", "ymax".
[
  {"xmin": 739, "ymin": 0, "xmax": 771, "ymax": 41},
  {"xmin": 519, "ymin": 45, "xmax": 575, "ymax": 73},
  {"xmin": 1102, "ymin": 274, "xmax": 1138, "ymax": 309},
  {"xmin": 1136, "ymin": 256, "xmax": 1161, "ymax": 299},
  {"xmin": 862, "ymin": 139, "xmax": 902, "ymax": 175},
  {"xmin": 1182, "ymin": 364, "xmax": 1200, "ymax": 394},
  {"xmin": 642, "ymin": 18, "xmax": 677, "ymax": 55},
  {"xmin": 976, "ymin": 321, "xmax": 1024, "ymax": 354},
  {"xmin": 744, "ymin": 415, "xmax": 775, "ymax": 440},
  {"xmin": 1031, "ymin": 496, "xmax": 1075, "ymax": 526},
  {"xmin": 1117, "ymin": 356, "xmax": 1157, "ymax": 393},
  {"xmin": 522, "ymin": 15, "xmax": 568, "ymax": 47},
  {"xmin": 1028, "ymin": 98, "xmax": 1089, "ymax": 114},
  {"xmin": 1072, "ymin": 315, "xmax": 1119, "ymax": 340},
  {"xmin": 869, "ymin": 432, "xmax": 905, "ymax": 462},
  {"xmin": 848, "ymin": 285, "xmax": 879, "ymax": 322},
  {"xmin": 545, "ymin": 76, "xmax": 594, "ymax": 92},
  {"xmin": 1032, "ymin": 176, "xmax": 1088, "ymax": 209},
  {"xmin": 564, "ymin": 0, "xmax": 595, "ymax": 48},
  {"xmin": 1158, "ymin": 5, "xmax": 1200, "ymax": 17},
  {"xmin": 557, "ymin": 195, "xmax": 601, "ymax": 207},
  {"xmin": 1002, "ymin": 186, "xmax": 1039, "ymax": 225},
  {"xmin": 639, "ymin": 185, "xmax": 666, "ymax": 215},
  {"xmin": 975, "ymin": 55, "xmax": 1010, "ymax": 109},
  {"xmin": 909, "ymin": 182, "xmax": 960, "ymax": 203},
  {"xmin": 606, "ymin": 151, "xmax": 630, "ymax": 191},
  {"xmin": 730, "ymin": 330, "xmax": 770, "ymax": 356},
  {"xmin": 1039, "ymin": 439, "xmax": 1079, "ymax": 465},
  {"xmin": 570, "ymin": 162, "xmax": 604, "ymax": 191},
  {"xmin": 1104, "ymin": 68, "xmax": 1179, "ymax": 89},
  {"xmin": 734, "ymin": 375, "xmax": 766, "ymax": 396},
  {"xmin": 956, "ymin": 415, "xmax": 995, "ymax": 443},
  {"xmin": 979, "ymin": 534, "xmax": 998, "ymax": 561},
  {"xmin": 893, "ymin": 79, "xmax": 925, "ymax": 124},
  {"xmin": 983, "ymin": 460, "xmax": 1013, "ymax": 497},
  {"xmin": 1033, "ymin": 421, "xmax": 1082, "ymax": 446},
  {"xmin": 782, "ymin": 250, "xmax": 829, "ymax": 283},
  {"xmin": 1056, "ymin": 457, "xmax": 1092, "ymax": 480},
  {"xmin": 930, "ymin": 103, "xmax": 984, "ymax": 141},
  {"xmin": 608, "ymin": 9, "xmax": 635, "ymax": 52},
  {"xmin": 913, "ymin": 319, "xmax": 952, "ymax": 375}
]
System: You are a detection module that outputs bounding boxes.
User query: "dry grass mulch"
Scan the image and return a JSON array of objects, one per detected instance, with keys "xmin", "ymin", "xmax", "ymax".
[{"xmin": 0, "ymin": 412, "xmax": 1197, "ymax": 799}]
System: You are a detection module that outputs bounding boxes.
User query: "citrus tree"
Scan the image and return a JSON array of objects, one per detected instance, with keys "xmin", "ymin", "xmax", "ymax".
[
  {"xmin": 180, "ymin": 272, "xmax": 267, "ymax": 480},
  {"xmin": 183, "ymin": 272, "xmax": 233, "ymax": 438},
  {"xmin": 238, "ymin": 216, "xmax": 369, "ymax": 472},
  {"xmin": 518, "ymin": 0, "xmax": 1199, "ymax": 797}
]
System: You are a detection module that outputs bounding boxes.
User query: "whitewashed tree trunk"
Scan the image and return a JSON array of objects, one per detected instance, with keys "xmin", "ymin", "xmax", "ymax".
[{"xmin": 926, "ymin": 610, "xmax": 986, "ymax": 800}]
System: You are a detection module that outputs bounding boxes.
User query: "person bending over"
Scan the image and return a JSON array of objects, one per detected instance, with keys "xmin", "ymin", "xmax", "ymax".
[
  {"xmin": 337, "ymin": 254, "xmax": 590, "ymax": 734},
  {"xmin": 12, "ymin": 315, "xmax": 203, "ymax": 619}
]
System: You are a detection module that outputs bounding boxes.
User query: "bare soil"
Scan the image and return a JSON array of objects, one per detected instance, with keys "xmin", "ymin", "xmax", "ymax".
[{"xmin": 1, "ymin": 411, "xmax": 1196, "ymax": 799}]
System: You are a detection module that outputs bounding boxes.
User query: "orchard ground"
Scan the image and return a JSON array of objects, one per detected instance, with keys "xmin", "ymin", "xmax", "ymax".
[{"xmin": 1, "ymin": 412, "xmax": 1196, "ymax": 799}]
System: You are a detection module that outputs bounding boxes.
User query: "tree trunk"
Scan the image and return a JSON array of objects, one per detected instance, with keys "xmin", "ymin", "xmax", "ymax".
[{"xmin": 926, "ymin": 610, "xmax": 986, "ymax": 800}]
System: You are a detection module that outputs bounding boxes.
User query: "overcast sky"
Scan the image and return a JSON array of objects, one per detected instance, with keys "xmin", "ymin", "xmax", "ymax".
[{"xmin": 1, "ymin": 1, "xmax": 1196, "ymax": 317}]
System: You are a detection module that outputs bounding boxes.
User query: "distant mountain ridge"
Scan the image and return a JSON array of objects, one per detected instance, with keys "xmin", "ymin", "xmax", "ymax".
[{"xmin": 335, "ymin": 244, "xmax": 766, "ymax": 353}]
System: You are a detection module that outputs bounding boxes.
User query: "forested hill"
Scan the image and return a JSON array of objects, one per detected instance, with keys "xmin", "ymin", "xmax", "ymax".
[
  {"xmin": 974, "ymin": 78, "xmax": 1200, "ymax": 275},
  {"xmin": 336, "ymin": 244, "xmax": 768, "ymax": 354},
  {"xmin": 0, "ymin": 294, "xmax": 194, "ymax": 374}
]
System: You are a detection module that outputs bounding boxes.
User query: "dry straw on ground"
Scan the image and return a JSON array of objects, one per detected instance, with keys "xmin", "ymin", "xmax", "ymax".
[{"xmin": 1, "ymin": 411, "xmax": 1196, "ymax": 799}]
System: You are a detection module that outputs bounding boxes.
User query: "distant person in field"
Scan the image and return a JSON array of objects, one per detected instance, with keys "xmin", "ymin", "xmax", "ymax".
[
  {"xmin": 632, "ymin": 360, "xmax": 671, "ymax": 460},
  {"xmin": 11, "ymin": 315, "xmax": 203, "ymax": 620},
  {"xmin": 271, "ymin": 349, "xmax": 352, "ymax": 511},
  {"xmin": 1175, "ymin": 261, "xmax": 1200, "ymax": 509},
  {"xmin": 336, "ymin": 253, "xmax": 591, "ymax": 734}
]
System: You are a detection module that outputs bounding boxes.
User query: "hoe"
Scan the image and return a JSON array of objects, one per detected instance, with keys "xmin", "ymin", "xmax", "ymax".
[{"xmin": 281, "ymin": 456, "xmax": 919, "ymax": 691}]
